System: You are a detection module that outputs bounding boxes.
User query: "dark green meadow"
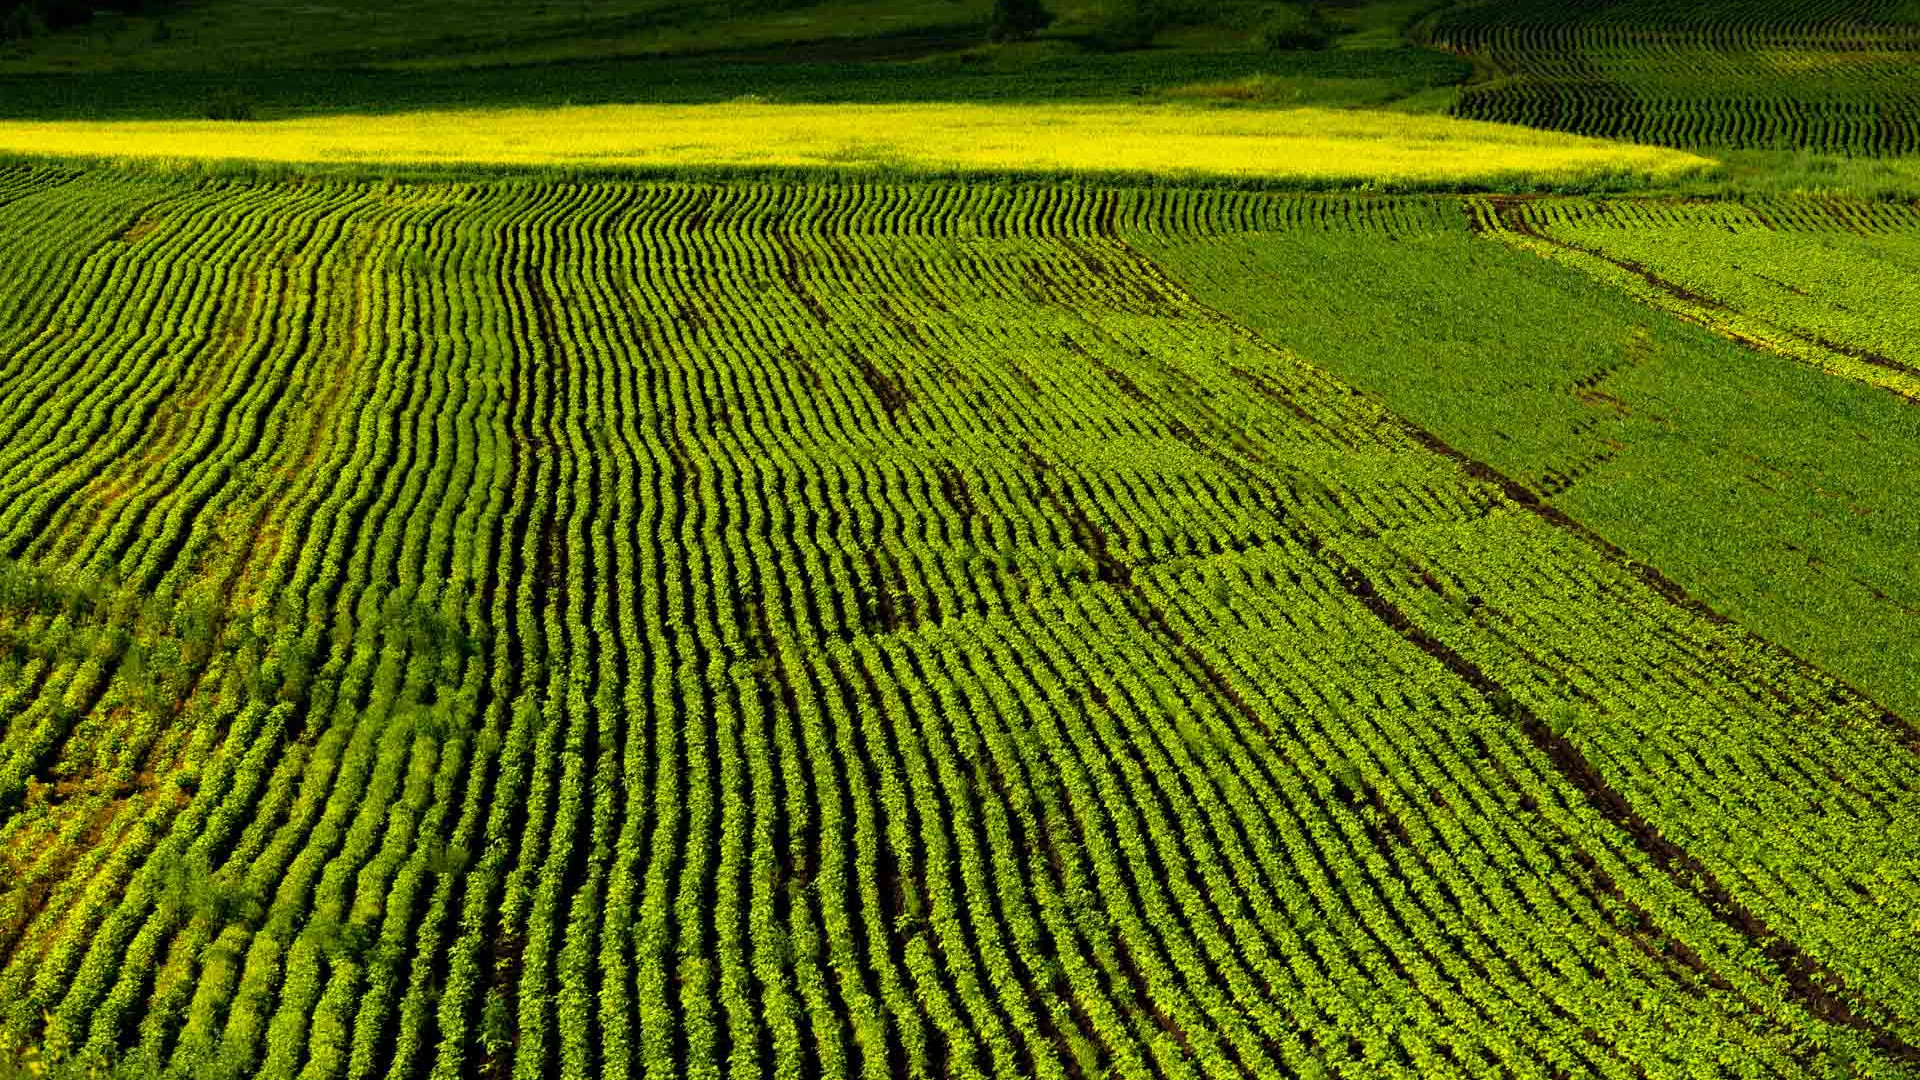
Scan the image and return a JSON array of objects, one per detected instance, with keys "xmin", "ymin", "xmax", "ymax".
[{"xmin": 0, "ymin": 47, "xmax": 1468, "ymax": 121}]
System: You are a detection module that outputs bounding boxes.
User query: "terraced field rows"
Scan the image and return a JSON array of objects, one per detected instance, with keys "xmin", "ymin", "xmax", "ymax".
[
  {"xmin": 1418, "ymin": 0, "xmax": 1920, "ymax": 153},
  {"xmin": 0, "ymin": 169, "xmax": 1918, "ymax": 1079}
]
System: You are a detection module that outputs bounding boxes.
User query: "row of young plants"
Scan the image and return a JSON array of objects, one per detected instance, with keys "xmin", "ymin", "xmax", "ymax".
[
  {"xmin": 980, "ymin": 300, "xmax": 1910, "ymax": 1074},
  {"xmin": 1415, "ymin": 0, "xmax": 1920, "ymax": 153},
  {"xmin": 1350, "ymin": 508, "xmax": 1920, "ymax": 1025},
  {"xmin": 0, "ymin": 174, "xmax": 508, "ymax": 1080},
  {"xmin": 1, "ymin": 173, "xmax": 1918, "ymax": 1079}
]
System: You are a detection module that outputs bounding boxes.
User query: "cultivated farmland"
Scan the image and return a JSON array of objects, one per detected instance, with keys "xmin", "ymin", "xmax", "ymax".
[
  {"xmin": 1139, "ymin": 196, "xmax": 1920, "ymax": 725},
  {"xmin": 3, "ymin": 0, "xmax": 1920, "ymax": 1075},
  {"xmin": 1475, "ymin": 196, "xmax": 1920, "ymax": 395},
  {"xmin": 0, "ymin": 103, "xmax": 1711, "ymax": 188},
  {"xmin": 1420, "ymin": 0, "xmax": 1920, "ymax": 153},
  {"xmin": 0, "ymin": 170, "xmax": 1918, "ymax": 1080}
]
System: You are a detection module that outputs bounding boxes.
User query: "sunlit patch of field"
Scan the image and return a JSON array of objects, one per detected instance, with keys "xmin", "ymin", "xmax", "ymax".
[{"xmin": 0, "ymin": 100, "xmax": 1713, "ymax": 184}]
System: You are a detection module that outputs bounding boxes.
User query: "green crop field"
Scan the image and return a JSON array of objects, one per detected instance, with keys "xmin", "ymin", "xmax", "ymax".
[
  {"xmin": 1418, "ymin": 0, "xmax": 1920, "ymax": 154},
  {"xmin": 2, "ymin": 169, "xmax": 1919, "ymax": 1080},
  {"xmin": 1475, "ymin": 197, "xmax": 1920, "ymax": 393},
  {"xmin": 0, "ymin": 1, "xmax": 1918, "ymax": 1079},
  {"xmin": 1138, "ymin": 196, "xmax": 1920, "ymax": 722}
]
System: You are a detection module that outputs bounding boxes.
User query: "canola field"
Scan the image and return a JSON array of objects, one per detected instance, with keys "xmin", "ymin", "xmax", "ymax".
[
  {"xmin": 0, "ymin": 102, "xmax": 1713, "ymax": 187},
  {"xmin": 0, "ymin": 167, "xmax": 1918, "ymax": 1080}
]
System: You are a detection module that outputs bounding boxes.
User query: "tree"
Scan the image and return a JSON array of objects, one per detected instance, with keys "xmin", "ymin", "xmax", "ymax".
[
  {"xmin": 1259, "ymin": 3, "xmax": 1332, "ymax": 51},
  {"xmin": 1089, "ymin": 0, "xmax": 1170, "ymax": 51},
  {"xmin": 989, "ymin": 0, "xmax": 1053, "ymax": 42}
]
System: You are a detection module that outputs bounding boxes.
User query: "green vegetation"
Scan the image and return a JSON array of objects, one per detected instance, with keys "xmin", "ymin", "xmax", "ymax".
[
  {"xmin": 0, "ymin": 0, "xmax": 1439, "ymax": 74},
  {"xmin": 1138, "ymin": 198, "xmax": 1920, "ymax": 722},
  {"xmin": 0, "ymin": 48, "xmax": 1470, "ymax": 122},
  {"xmin": 1418, "ymin": 0, "xmax": 1920, "ymax": 153},
  {"xmin": 991, "ymin": 0, "xmax": 1055, "ymax": 41},
  {"xmin": 1474, "ymin": 196, "xmax": 1920, "ymax": 401},
  {"xmin": 0, "ymin": 0, "xmax": 993, "ymax": 71},
  {"xmin": 1, "ymin": 3, "xmax": 1918, "ymax": 1080},
  {"xmin": 0, "ymin": 0, "xmax": 149, "ymax": 43},
  {"xmin": 1256, "ymin": 4, "xmax": 1333, "ymax": 51},
  {"xmin": 0, "ymin": 0, "xmax": 1440, "ymax": 71},
  {"xmin": 0, "ymin": 169, "xmax": 1916, "ymax": 1080},
  {"xmin": 0, "ymin": 0, "xmax": 1475, "ymax": 122}
]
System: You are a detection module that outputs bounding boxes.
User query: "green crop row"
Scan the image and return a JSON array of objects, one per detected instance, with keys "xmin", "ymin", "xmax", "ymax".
[
  {"xmin": 0, "ymin": 172, "xmax": 1916, "ymax": 1080},
  {"xmin": 1415, "ymin": 0, "xmax": 1920, "ymax": 154}
]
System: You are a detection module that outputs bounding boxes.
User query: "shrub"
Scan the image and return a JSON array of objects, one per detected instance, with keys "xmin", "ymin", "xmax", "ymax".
[
  {"xmin": 204, "ymin": 89, "xmax": 257, "ymax": 122},
  {"xmin": 989, "ymin": 0, "xmax": 1053, "ymax": 42},
  {"xmin": 1089, "ymin": 0, "xmax": 1168, "ymax": 50},
  {"xmin": 1259, "ymin": 3, "xmax": 1331, "ymax": 50}
]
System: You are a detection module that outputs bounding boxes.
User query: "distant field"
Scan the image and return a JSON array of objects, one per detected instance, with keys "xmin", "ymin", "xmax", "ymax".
[
  {"xmin": 0, "ymin": 48, "xmax": 1473, "ymax": 122},
  {"xmin": 0, "ymin": 168, "xmax": 1917, "ymax": 1079},
  {"xmin": 9, "ymin": 0, "xmax": 1920, "ymax": 161},
  {"xmin": 1419, "ymin": 0, "xmax": 1920, "ymax": 154},
  {"xmin": 0, "ymin": 0, "xmax": 995, "ymax": 71},
  {"xmin": 0, "ymin": 0, "xmax": 1479, "ymax": 128},
  {"xmin": 0, "ymin": 0, "xmax": 1421, "ymax": 73},
  {"xmin": 0, "ymin": 102, "xmax": 1714, "ymax": 186}
]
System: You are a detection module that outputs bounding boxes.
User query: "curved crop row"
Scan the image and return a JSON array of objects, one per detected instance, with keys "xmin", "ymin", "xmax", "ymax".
[
  {"xmin": 0, "ymin": 172, "xmax": 1915, "ymax": 1079},
  {"xmin": 1416, "ymin": 0, "xmax": 1920, "ymax": 153}
]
